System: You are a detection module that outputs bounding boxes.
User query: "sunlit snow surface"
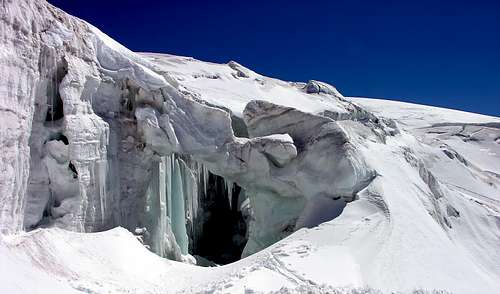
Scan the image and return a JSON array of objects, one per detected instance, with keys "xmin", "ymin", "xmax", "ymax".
[
  {"xmin": 2, "ymin": 96, "xmax": 499, "ymax": 293},
  {"xmin": 140, "ymin": 53, "xmax": 349, "ymax": 118}
]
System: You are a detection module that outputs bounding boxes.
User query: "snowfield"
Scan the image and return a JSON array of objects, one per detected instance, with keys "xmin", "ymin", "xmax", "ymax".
[{"xmin": 1, "ymin": 1, "xmax": 499, "ymax": 293}]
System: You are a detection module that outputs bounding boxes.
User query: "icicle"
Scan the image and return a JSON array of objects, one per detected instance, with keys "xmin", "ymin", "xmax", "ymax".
[
  {"xmin": 226, "ymin": 180, "xmax": 233, "ymax": 210},
  {"xmin": 170, "ymin": 156, "xmax": 189, "ymax": 255},
  {"xmin": 97, "ymin": 159, "xmax": 107, "ymax": 225},
  {"xmin": 46, "ymin": 51, "xmax": 57, "ymax": 124},
  {"xmin": 179, "ymin": 159, "xmax": 197, "ymax": 231},
  {"xmin": 52, "ymin": 52, "xmax": 56, "ymax": 123},
  {"xmin": 144, "ymin": 159, "xmax": 169, "ymax": 257},
  {"xmin": 203, "ymin": 165, "xmax": 209, "ymax": 199},
  {"xmin": 166, "ymin": 155, "xmax": 173, "ymax": 219},
  {"xmin": 191, "ymin": 168, "xmax": 198, "ymax": 221},
  {"xmin": 87, "ymin": 163, "xmax": 96, "ymax": 230},
  {"xmin": 158, "ymin": 157, "xmax": 167, "ymax": 256}
]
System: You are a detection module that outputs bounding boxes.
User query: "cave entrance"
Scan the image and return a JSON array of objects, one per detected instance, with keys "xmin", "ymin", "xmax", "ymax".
[{"xmin": 190, "ymin": 171, "xmax": 249, "ymax": 265}]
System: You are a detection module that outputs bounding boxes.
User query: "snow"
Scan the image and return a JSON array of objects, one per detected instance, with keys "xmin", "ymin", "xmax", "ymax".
[
  {"xmin": 141, "ymin": 53, "xmax": 349, "ymax": 117},
  {"xmin": 222, "ymin": 268, "xmax": 296, "ymax": 293},
  {"xmin": 351, "ymin": 97, "xmax": 500, "ymax": 129},
  {"xmin": 0, "ymin": 1, "xmax": 499, "ymax": 293},
  {"xmin": 87, "ymin": 24, "xmax": 168, "ymax": 90}
]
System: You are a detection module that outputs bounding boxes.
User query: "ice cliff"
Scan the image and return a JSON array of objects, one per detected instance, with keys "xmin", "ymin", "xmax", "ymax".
[{"xmin": 1, "ymin": 1, "xmax": 500, "ymax": 293}]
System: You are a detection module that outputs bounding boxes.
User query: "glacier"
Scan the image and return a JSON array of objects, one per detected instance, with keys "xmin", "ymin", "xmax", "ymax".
[{"xmin": 1, "ymin": 0, "xmax": 500, "ymax": 293}]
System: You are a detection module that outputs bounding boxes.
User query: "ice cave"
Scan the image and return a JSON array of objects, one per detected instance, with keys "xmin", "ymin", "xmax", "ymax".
[
  {"xmin": 17, "ymin": 31, "xmax": 377, "ymax": 265},
  {"xmin": 140, "ymin": 154, "xmax": 249, "ymax": 265},
  {"xmin": 1, "ymin": 1, "xmax": 500, "ymax": 293}
]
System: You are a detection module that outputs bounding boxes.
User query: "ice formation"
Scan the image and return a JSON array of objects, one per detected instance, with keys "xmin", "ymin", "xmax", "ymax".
[
  {"xmin": 1, "ymin": 0, "xmax": 377, "ymax": 258},
  {"xmin": 1, "ymin": 1, "xmax": 500, "ymax": 293}
]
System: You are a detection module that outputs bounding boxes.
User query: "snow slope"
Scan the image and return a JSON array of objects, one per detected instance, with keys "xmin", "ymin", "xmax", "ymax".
[
  {"xmin": 352, "ymin": 97, "xmax": 500, "ymax": 129},
  {"xmin": 140, "ymin": 53, "xmax": 348, "ymax": 117},
  {"xmin": 1, "ymin": 1, "xmax": 499, "ymax": 293}
]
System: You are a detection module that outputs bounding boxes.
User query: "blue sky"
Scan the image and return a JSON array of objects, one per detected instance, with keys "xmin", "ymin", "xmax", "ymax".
[{"xmin": 48, "ymin": 0, "xmax": 500, "ymax": 117}]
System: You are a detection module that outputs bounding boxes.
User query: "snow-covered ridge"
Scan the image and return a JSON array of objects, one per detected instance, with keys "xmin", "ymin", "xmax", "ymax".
[
  {"xmin": 352, "ymin": 97, "xmax": 500, "ymax": 129},
  {"xmin": 1, "ymin": 0, "xmax": 499, "ymax": 293},
  {"xmin": 140, "ymin": 52, "xmax": 351, "ymax": 117}
]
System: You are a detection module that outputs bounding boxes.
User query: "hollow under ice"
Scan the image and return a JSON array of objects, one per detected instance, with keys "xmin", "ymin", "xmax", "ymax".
[{"xmin": 142, "ymin": 154, "xmax": 248, "ymax": 265}]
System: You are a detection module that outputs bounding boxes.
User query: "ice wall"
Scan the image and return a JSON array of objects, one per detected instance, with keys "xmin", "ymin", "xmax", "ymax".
[
  {"xmin": 0, "ymin": 0, "xmax": 42, "ymax": 234},
  {"xmin": 0, "ymin": 1, "xmax": 104, "ymax": 233},
  {"xmin": 0, "ymin": 0, "xmax": 157, "ymax": 234}
]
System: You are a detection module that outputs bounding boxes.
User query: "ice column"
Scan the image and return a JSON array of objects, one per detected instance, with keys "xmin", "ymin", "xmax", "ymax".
[
  {"xmin": 94, "ymin": 159, "xmax": 108, "ymax": 227},
  {"xmin": 169, "ymin": 155, "xmax": 189, "ymax": 255},
  {"xmin": 144, "ymin": 158, "xmax": 168, "ymax": 256},
  {"xmin": 145, "ymin": 154, "xmax": 190, "ymax": 258},
  {"xmin": 179, "ymin": 159, "xmax": 199, "ymax": 252}
]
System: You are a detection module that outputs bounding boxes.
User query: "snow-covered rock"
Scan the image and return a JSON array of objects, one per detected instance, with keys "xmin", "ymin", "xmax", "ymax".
[{"xmin": 304, "ymin": 79, "xmax": 343, "ymax": 97}]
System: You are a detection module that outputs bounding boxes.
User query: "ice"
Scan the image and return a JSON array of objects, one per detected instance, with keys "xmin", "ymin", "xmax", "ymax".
[
  {"xmin": 141, "ymin": 53, "xmax": 350, "ymax": 117},
  {"xmin": 169, "ymin": 155, "xmax": 189, "ymax": 255},
  {"xmin": 226, "ymin": 180, "xmax": 233, "ymax": 209},
  {"xmin": 142, "ymin": 154, "xmax": 215, "ymax": 259},
  {"xmin": 1, "ymin": 0, "xmax": 500, "ymax": 293},
  {"xmin": 86, "ymin": 23, "xmax": 167, "ymax": 91},
  {"xmin": 143, "ymin": 158, "xmax": 182, "ymax": 260},
  {"xmin": 96, "ymin": 159, "xmax": 108, "ymax": 226}
]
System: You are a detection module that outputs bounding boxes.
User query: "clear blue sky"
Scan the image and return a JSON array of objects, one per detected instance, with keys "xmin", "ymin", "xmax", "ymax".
[{"xmin": 48, "ymin": 0, "xmax": 500, "ymax": 117}]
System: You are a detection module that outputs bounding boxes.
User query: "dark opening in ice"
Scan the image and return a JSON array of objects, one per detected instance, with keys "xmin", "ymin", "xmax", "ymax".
[
  {"xmin": 45, "ymin": 59, "xmax": 67, "ymax": 122},
  {"xmin": 190, "ymin": 172, "xmax": 248, "ymax": 265}
]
